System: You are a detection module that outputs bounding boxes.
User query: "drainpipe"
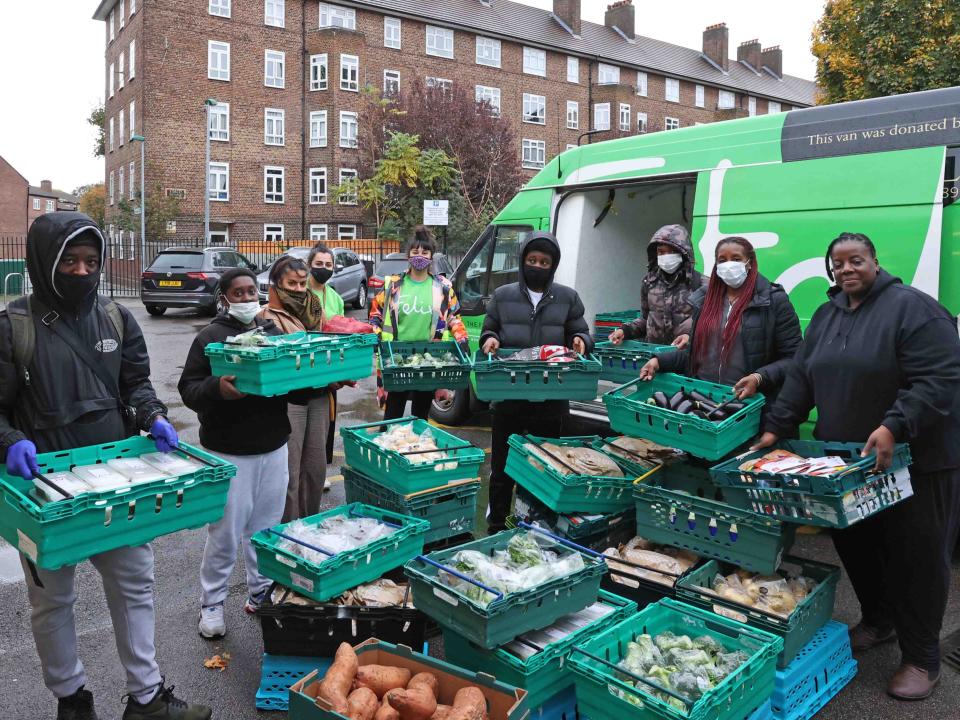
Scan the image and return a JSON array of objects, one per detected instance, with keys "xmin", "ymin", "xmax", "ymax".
[
  {"xmin": 301, "ymin": 6, "xmax": 307, "ymax": 242},
  {"xmin": 587, "ymin": 57, "xmax": 596, "ymax": 143}
]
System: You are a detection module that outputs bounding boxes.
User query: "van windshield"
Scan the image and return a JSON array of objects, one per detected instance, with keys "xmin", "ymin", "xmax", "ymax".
[{"xmin": 457, "ymin": 225, "xmax": 533, "ymax": 306}]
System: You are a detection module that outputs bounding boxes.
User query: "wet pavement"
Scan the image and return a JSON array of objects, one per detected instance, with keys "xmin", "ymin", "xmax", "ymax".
[{"xmin": 0, "ymin": 299, "xmax": 957, "ymax": 719}]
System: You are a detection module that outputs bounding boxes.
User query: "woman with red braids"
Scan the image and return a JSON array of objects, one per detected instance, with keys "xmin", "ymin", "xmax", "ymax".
[{"xmin": 640, "ymin": 237, "xmax": 802, "ymax": 404}]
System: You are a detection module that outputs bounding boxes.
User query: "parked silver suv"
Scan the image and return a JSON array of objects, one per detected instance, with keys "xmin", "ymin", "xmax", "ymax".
[{"xmin": 257, "ymin": 246, "xmax": 368, "ymax": 308}]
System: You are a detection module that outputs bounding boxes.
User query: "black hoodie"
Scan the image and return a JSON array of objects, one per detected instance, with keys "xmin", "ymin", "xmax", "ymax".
[
  {"xmin": 0, "ymin": 212, "xmax": 166, "ymax": 455},
  {"xmin": 765, "ymin": 269, "xmax": 960, "ymax": 473},
  {"xmin": 178, "ymin": 314, "xmax": 290, "ymax": 456}
]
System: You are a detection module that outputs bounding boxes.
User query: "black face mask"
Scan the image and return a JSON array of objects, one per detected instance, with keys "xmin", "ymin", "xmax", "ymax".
[
  {"xmin": 522, "ymin": 265, "xmax": 551, "ymax": 291},
  {"xmin": 311, "ymin": 267, "xmax": 334, "ymax": 284},
  {"xmin": 56, "ymin": 272, "xmax": 100, "ymax": 305}
]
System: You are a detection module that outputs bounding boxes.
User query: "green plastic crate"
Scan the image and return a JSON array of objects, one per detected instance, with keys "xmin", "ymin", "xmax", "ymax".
[
  {"xmin": 473, "ymin": 349, "xmax": 602, "ymax": 402},
  {"xmin": 404, "ymin": 526, "xmax": 608, "ymax": 649},
  {"xmin": 595, "ymin": 341, "xmax": 675, "ymax": 385},
  {"xmin": 709, "ymin": 440, "xmax": 913, "ymax": 495},
  {"xmin": 512, "ymin": 485, "xmax": 636, "ymax": 545},
  {"xmin": 342, "ymin": 465, "xmax": 480, "ymax": 544},
  {"xmin": 380, "ymin": 340, "xmax": 472, "ymax": 391},
  {"xmin": 0, "ymin": 437, "xmax": 236, "ymax": 570},
  {"xmin": 252, "ymin": 502, "xmax": 429, "ymax": 602},
  {"xmin": 442, "ymin": 590, "xmax": 637, "ymax": 709},
  {"xmin": 634, "ymin": 463, "xmax": 796, "ymax": 575},
  {"xmin": 569, "ymin": 598, "xmax": 782, "ymax": 720},
  {"xmin": 506, "ymin": 435, "xmax": 639, "ymax": 514},
  {"xmin": 340, "ymin": 417, "xmax": 485, "ymax": 494},
  {"xmin": 590, "ymin": 436, "xmax": 681, "ymax": 479},
  {"xmin": 595, "ymin": 309, "xmax": 643, "ymax": 326},
  {"xmin": 604, "ymin": 375, "xmax": 766, "ymax": 461},
  {"xmin": 205, "ymin": 331, "xmax": 377, "ymax": 396},
  {"xmin": 675, "ymin": 556, "xmax": 841, "ymax": 668}
]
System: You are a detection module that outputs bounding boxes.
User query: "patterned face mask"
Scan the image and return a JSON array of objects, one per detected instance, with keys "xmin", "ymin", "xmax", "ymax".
[{"xmin": 408, "ymin": 255, "xmax": 432, "ymax": 271}]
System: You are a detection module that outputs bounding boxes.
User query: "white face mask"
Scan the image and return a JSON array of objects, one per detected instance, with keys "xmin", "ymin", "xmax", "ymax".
[
  {"xmin": 716, "ymin": 261, "xmax": 749, "ymax": 288},
  {"xmin": 227, "ymin": 300, "xmax": 260, "ymax": 325},
  {"xmin": 657, "ymin": 253, "xmax": 683, "ymax": 274}
]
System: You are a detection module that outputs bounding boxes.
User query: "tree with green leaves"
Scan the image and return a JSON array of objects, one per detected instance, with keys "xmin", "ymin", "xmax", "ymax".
[
  {"xmin": 88, "ymin": 104, "xmax": 106, "ymax": 158},
  {"xmin": 78, "ymin": 184, "xmax": 106, "ymax": 229},
  {"xmin": 812, "ymin": 0, "xmax": 960, "ymax": 104},
  {"xmin": 115, "ymin": 182, "xmax": 180, "ymax": 240}
]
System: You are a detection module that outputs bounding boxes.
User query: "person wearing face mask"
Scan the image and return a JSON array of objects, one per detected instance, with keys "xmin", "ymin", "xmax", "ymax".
[
  {"xmin": 369, "ymin": 227, "xmax": 469, "ymax": 420},
  {"xmin": 178, "ymin": 268, "xmax": 291, "ymax": 640},
  {"xmin": 479, "ymin": 231, "xmax": 593, "ymax": 533},
  {"xmin": 640, "ymin": 236, "xmax": 802, "ymax": 405},
  {"xmin": 306, "ymin": 242, "xmax": 346, "ymax": 320},
  {"xmin": 0, "ymin": 213, "xmax": 209, "ymax": 720},
  {"xmin": 609, "ymin": 225, "xmax": 707, "ymax": 348}
]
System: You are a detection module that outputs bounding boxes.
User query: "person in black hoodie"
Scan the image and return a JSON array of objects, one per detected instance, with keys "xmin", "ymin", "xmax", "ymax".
[
  {"xmin": 479, "ymin": 231, "xmax": 592, "ymax": 532},
  {"xmin": 755, "ymin": 232, "xmax": 960, "ymax": 701},
  {"xmin": 178, "ymin": 268, "xmax": 290, "ymax": 641},
  {"xmin": 0, "ymin": 212, "xmax": 210, "ymax": 720}
]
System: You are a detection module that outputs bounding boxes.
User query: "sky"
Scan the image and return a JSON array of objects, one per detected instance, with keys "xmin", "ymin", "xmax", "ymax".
[{"xmin": 0, "ymin": 0, "xmax": 822, "ymax": 196}]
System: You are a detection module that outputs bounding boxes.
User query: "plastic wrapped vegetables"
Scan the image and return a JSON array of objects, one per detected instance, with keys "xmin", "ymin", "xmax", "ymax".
[
  {"xmin": 708, "ymin": 569, "xmax": 817, "ymax": 617},
  {"xmin": 442, "ymin": 532, "xmax": 585, "ymax": 607},
  {"xmin": 372, "ymin": 423, "xmax": 454, "ymax": 468},
  {"xmin": 384, "ymin": 351, "xmax": 459, "ymax": 369},
  {"xmin": 277, "ymin": 516, "xmax": 397, "ymax": 565}
]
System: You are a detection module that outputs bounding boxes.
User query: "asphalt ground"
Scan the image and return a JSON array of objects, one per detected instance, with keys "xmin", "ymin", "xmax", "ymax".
[{"xmin": 0, "ymin": 299, "xmax": 957, "ymax": 719}]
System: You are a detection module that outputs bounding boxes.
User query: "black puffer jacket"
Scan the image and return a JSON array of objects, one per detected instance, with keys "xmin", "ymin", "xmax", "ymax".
[
  {"xmin": 658, "ymin": 274, "xmax": 802, "ymax": 402},
  {"xmin": 479, "ymin": 233, "xmax": 593, "ymax": 352}
]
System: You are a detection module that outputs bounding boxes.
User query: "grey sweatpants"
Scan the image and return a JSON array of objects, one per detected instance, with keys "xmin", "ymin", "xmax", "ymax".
[
  {"xmin": 199, "ymin": 445, "xmax": 288, "ymax": 607},
  {"xmin": 20, "ymin": 544, "xmax": 162, "ymax": 699},
  {"xmin": 284, "ymin": 395, "xmax": 330, "ymax": 522}
]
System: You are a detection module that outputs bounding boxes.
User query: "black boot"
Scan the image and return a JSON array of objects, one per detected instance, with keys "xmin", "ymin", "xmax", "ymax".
[
  {"xmin": 122, "ymin": 683, "xmax": 212, "ymax": 720},
  {"xmin": 57, "ymin": 687, "xmax": 97, "ymax": 720}
]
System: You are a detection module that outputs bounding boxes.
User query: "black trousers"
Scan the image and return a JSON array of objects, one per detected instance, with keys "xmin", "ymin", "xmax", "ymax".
[
  {"xmin": 488, "ymin": 400, "xmax": 568, "ymax": 531},
  {"xmin": 831, "ymin": 467, "xmax": 960, "ymax": 672},
  {"xmin": 384, "ymin": 390, "xmax": 433, "ymax": 421}
]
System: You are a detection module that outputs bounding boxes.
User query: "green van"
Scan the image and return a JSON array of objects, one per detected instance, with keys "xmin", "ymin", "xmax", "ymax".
[{"xmin": 436, "ymin": 87, "xmax": 960, "ymax": 425}]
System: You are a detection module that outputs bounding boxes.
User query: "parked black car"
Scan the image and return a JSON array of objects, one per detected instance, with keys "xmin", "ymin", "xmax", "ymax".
[
  {"xmin": 141, "ymin": 247, "xmax": 258, "ymax": 316},
  {"xmin": 256, "ymin": 246, "xmax": 369, "ymax": 308},
  {"xmin": 368, "ymin": 252, "xmax": 455, "ymax": 294}
]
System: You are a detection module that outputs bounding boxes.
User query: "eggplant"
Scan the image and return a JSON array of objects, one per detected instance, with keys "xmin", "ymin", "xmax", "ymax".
[
  {"xmin": 689, "ymin": 391, "xmax": 714, "ymax": 405},
  {"xmin": 652, "ymin": 391, "xmax": 670, "ymax": 408},
  {"xmin": 668, "ymin": 390, "xmax": 686, "ymax": 410},
  {"xmin": 695, "ymin": 398, "xmax": 719, "ymax": 413},
  {"xmin": 726, "ymin": 401, "xmax": 746, "ymax": 412},
  {"xmin": 675, "ymin": 399, "xmax": 694, "ymax": 414}
]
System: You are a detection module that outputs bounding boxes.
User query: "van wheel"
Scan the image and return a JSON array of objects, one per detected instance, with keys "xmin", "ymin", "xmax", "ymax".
[
  {"xmin": 353, "ymin": 282, "xmax": 367, "ymax": 310},
  {"xmin": 146, "ymin": 305, "xmax": 166, "ymax": 316},
  {"xmin": 430, "ymin": 388, "xmax": 470, "ymax": 425}
]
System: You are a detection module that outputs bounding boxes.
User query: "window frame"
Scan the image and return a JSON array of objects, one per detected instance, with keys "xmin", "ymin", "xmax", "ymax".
[
  {"xmin": 475, "ymin": 36, "xmax": 501, "ymax": 68},
  {"xmin": 425, "ymin": 76, "xmax": 452, "ymax": 93},
  {"xmin": 748, "ymin": 96, "xmax": 757, "ymax": 116},
  {"xmin": 209, "ymin": 101, "xmax": 229, "ymax": 141},
  {"xmin": 208, "ymin": 161, "xmax": 230, "ymax": 201},
  {"xmin": 109, "ymin": 171, "xmax": 115, "ymax": 205},
  {"xmin": 566, "ymin": 100, "xmax": 579, "ymax": 130},
  {"xmin": 665, "ymin": 77, "xmax": 680, "ymax": 103},
  {"xmin": 46, "ymin": 199, "xmax": 55, "ymax": 213},
  {"xmin": 119, "ymin": 109, "xmax": 125, "ymax": 146},
  {"xmin": 109, "ymin": 116, "xmax": 115, "ymax": 152},
  {"xmin": 475, "ymin": 85, "xmax": 501, "ymax": 116},
  {"xmin": 337, "ymin": 224, "xmax": 358, "ymax": 241},
  {"xmin": 523, "ymin": 46, "xmax": 546, "ymax": 77},
  {"xmin": 310, "ymin": 53, "xmax": 328, "ymax": 90},
  {"xmin": 264, "ymin": 49, "xmax": 286, "ymax": 88},
  {"xmin": 383, "ymin": 69, "xmax": 400, "ymax": 96},
  {"xmin": 339, "ymin": 111, "xmax": 358, "ymax": 148},
  {"xmin": 264, "ymin": 108, "xmax": 285, "ymax": 146},
  {"xmin": 521, "ymin": 138, "xmax": 546, "ymax": 170},
  {"xmin": 340, "ymin": 53, "xmax": 359, "ymax": 92},
  {"xmin": 309, "ymin": 167, "xmax": 328, "ymax": 205},
  {"xmin": 129, "ymin": 161, "xmax": 135, "ymax": 198},
  {"xmin": 522, "ymin": 93, "xmax": 545, "ymax": 125},
  {"xmin": 598, "ymin": 63, "xmax": 620, "ymax": 85},
  {"xmin": 384, "ymin": 16, "xmax": 401, "ymax": 49},
  {"xmin": 319, "ymin": 3, "xmax": 355, "ymax": 29},
  {"xmin": 338, "ymin": 169, "xmax": 358, "ymax": 205},
  {"xmin": 208, "ymin": 40, "xmax": 230, "ymax": 81},
  {"xmin": 593, "ymin": 102, "xmax": 610, "ymax": 131},
  {"xmin": 768, "ymin": 100, "xmax": 781, "ymax": 114},
  {"xmin": 718, "ymin": 89, "xmax": 735, "ymax": 109},
  {"xmin": 264, "ymin": 224, "xmax": 285, "ymax": 242},
  {"xmin": 32, "ymin": 198, "xmax": 40, "ymax": 211},
  {"xmin": 264, "ymin": 166, "xmax": 285, "ymax": 204},
  {"xmin": 637, "ymin": 112, "xmax": 648, "ymax": 133},
  {"xmin": 129, "ymin": 99, "xmax": 135, "ymax": 138},
  {"xmin": 265, "ymin": 0, "xmax": 285, "ymax": 28},
  {"xmin": 310, "ymin": 224, "xmax": 328, "ymax": 241},
  {"xmin": 129, "ymin": 39, "xmax": 135, "ymax": 79},
  {"xmin": 109, "ymin": 63, "xmax": 114, "ymax": 97},
  {"xmin": 209, "ymin": 0, "xmax": 231, "ymax": 18},
  {"xmin": 426, "ymin": 25, "xmax": 454, "ymax": 59},
  {"xmin": 309, "ymin": 110, "xmax": 327, "ymax": 147},
  {"xmin": 695, "ymin": 84, "xmax": 705, "ymax": 108},
  {"xmin": 619, "ymin": 103, "xmax": 631, "ymax": 131},
  {"xmin": 665, "ymin": 116, "xmax": 680, "ymax": 131},
  {"xmin": 567, "ymin": 56, "xmax": 579, "ymax": 83}
]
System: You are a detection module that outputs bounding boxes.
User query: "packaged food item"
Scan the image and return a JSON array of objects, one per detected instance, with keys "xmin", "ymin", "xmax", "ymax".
[
  {"xmin": 322, "ymin": 315, "xmax": 375, "ymax": 335},
  {"xmin": 372, "ymin": 424, "xmax": 453, "ymax": 469},
  {"xmin": 71, "ymin": 464, "xmax": 131, "ymax": 491},
  {"xmin": 504, "ymin": 345, "xmax": 578, "ymax": 362},
  {"xmin": 270, "ymin": 579, "xmax": 414, "ymax": 608},
  {"xmin": 503, "ymin": 601, "xmax": 613, "ymax": 659},
  {"xmin": 277, "ymin": 516, "xmax": 397, "ymax": 565},
  {"xmin": 739, "ymin": 449, "xmax": 848, "ymax": 476},
  {"xmin": 139, "ymin": 452, "xmax": 204, "ymax": 476},
  {"xmin": 33, "ymin": 471, "xmax": 91, "ymax": 503},
  {"xmin": 524, "ymin": 441, "xmax": 624, "ymax": 478},
  {"xmin": 603, "ymin": 536, "xmax": 699, "ymax": 588},
  {"xmin": 606, "ymin": 436, "xmax": 680, "ymax": 466},
  {"xmin": 704, "ymin": 568, "xmax": 818, "ymax": 618},
  {"xmin": 106, "ymin": 458, "xmax": 168, "ymax": 483}
]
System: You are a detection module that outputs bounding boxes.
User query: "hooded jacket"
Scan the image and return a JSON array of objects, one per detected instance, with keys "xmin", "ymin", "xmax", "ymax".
[
  {"xmin": 479, "ymin": 232, "xmax": 593, "ymax": 352},
  {"xmin": 764, "ymin": 269, "xmax": 960, "ymax": 473},
  {"xmin": 0, "ymin": 212, "xmax": 166, "ymax": 455},
  {"xmin": 178, "ymin": 314, "xmax": 291, "ymax": 456},
  {"xmin": 621, "ymin": 225, "xmax": 707, "ymax": 344}
]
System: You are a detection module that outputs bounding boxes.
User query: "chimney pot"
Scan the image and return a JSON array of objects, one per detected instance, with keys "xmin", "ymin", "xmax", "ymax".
[
  {"xmin": 737, "ymin": 39, "xmax": 762, "ymax": 72},
  {"xmin": 762, "ymin": 45, "xmax": 783, "ymax": 78},
  {"xmin": 702, "ymin": 22, "xmax": 729, "ymax": 72},
  {"xmin": 604, "ymin": 0, "xmax": 635, "ymax": 40},
  {"xmin": 552, "ymin": 0, "xmax": 581, "ymax": 36}
]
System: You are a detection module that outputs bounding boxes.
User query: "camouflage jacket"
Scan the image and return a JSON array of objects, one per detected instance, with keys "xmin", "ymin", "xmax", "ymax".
[{"xmin": 622, "ymin": 270, "xmax": 708, "ymax": 344}]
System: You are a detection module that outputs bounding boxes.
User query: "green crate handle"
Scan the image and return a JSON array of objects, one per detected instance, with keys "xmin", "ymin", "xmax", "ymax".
[
  {"xmin": 412, "ymin": 554, "xmax": 504, "ymax": 600},
  {"xmin": 516, "ymin": 521, "xmax": 603, "ymax": 559},
  {"xmin": 568, "ymin": 646, "xmax": 694, "ymax": 708},
  {"xmin": 346, "ymin": 416, "xmax": 428, "ymax": 432}
]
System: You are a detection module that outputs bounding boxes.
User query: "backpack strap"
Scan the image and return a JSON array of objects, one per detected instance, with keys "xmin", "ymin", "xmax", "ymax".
[
  {"xmin": 6, "ymin": 296, "xmax": 34, "ymax": 377},
  {"xmin": 101, "ymin": 297, "xmax": 125, "ymax": 343}
]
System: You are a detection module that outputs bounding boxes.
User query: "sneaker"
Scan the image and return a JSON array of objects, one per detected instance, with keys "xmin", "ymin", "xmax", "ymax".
[
  {"xmin": 122, "ymin": 684, "xmax": 212, "ymax": 720},
  {"xmin": 58, "ymin": 687, "xmax": 98, "ymax": 720},
  {"xmin": 244, "ymin": 589, "xmax": 268, "ymax": 614},
  {"xmin": 198, "ymin": 604, "xmax": 225, "ymax": 639}
]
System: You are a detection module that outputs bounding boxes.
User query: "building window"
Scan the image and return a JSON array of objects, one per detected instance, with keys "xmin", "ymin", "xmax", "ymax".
[
  {"xmin": 637, "ymin": 112, "xmax": 647, "ymax": 133},
  {"xmin": 339, "ymin": 111, "xmax": 358, "ymax": 148},
  {"xmin": 130, "ymin": 0, "xmax": 136, "ymax": 15},
  {"xmin": 426, "ymin": 25, "xmax": 454, "ymax": 58},
  {"xmin": 109, "ymin": 117, "xmax": 115, "ymax": 152},
  {"xmin": 340, "ymin": 54, "xmax": 358, "ymax": 91},
  {"xmin": 310, "ymin": 224, "xmax": 328, "ymax": 241},
  {"xmin": 109, "ymin": 172, "xmax": 115, "ymax": 205},
  {"xmin": 718, "ymin": 89, "xmax": 735, "ymax": 109},
  {"xmin": 109, "ymin": 63, "xmax": 114, "ymax": 97},
  {"xmin": 119, "ymin": 54, "xmax": 127, "ymax": 91},
  {"xmin": 522, "ymin": 93, "xmax": 545, "ymax": 124},
  {"xmin": 566, "ymin": 101, "xmax": 579, "ymax": 130},
  {"xmin": 521, "ymin": 139, "xmax": 545, "ymax": 169},
  {"xmin": 109, "ymin": 9, "xmax": 115, "ymax": 41},
  {"xmin": 476, "ymin": 36, "xmax": 501, "ymax": 67},
  {"xmin": 338, "ymin": 169, "xmax": 358, "ymax": 205},
  {"xmin": 129, "ymin": 40, "xmax": 135, "ymax": 79},
  {"xmin": 523, "ymin": 47, "xmax": 546, "ymax": 76},
  {"xmin": 129, "ymin": 161, "xmax": 135, "ymax": 198},
  {"xmin": 695, "ymin": 84, "xmax": 705, "ymax": 108},
  {"xmin": 208, "ymin": 162, "xmax": 229, "ymax": 201},
  {"xmin": 598, "ymin": 63, "xmax": 620, "ymax": 85},
  {"xmin": 665, "ymin": 78, "xmax": 680, "ymax": 103},
  {"xmin": 129, "ymin": 100, "xmax": 135, "ymax": 137},
  {"xmin": 310, "ymin": 110, "xmax": 327, "ymax": 147},
  {"xmin": 46, "ymin": 199, "xmax": 55, "ymax": 212},
  {"xmin": 593, "ymin": 103, "xmax": 610, "ymax": 131},
  {"xmin": 319, "ymin": 3, "xmax": 355, "ymax": 29},
  {"xmin": 265, "ymin": 224, "xmax": 284, "ymax": 242},
  {"xmin": 209, "ymin": 102, "xmax": 229, "ymax": 141},
  {"xmin": 265, "ymin": 0, "xmax": 284, "ymax": 27},
  {"xmin": 619, "ymin": 103, "xmax": 630, "ymax": 131},
  {"xmin": 264, "ymin": 108, "xmax": 285, "ymax": 145},
  {"xmin": 665, "ymin": 117, "xmax": 680, "ymax": 130},
  {"xmin": 209, "ymin": 0, "xmax": 230, "ymax": 17},
  {"xmin": 384, "ymin": 69, "xmax": 400, "ymax": 96},
  {"xmin": 426, "ymin": 76, "xmax": 452, "ymax": 93},
  {"xmin": 310, "ymin": 54, "xmax": 327, "ymax": 90},
  {"xmin": 264, "ymin": 166, "xmax": 285, "ymax": 203},
  {"xmin": 118, "ymin": 166, "xmax": 125, "ymax": 201},
  {"xmin": 338, "ymin": 225, "xmax": 357, "ymax": 240},
  {"xmin": 567, "ymin": 56, "xmax": 579, "ymax": 83},
  {"xmin": 119, "ymin": 109, "xmax": 125, "ymax": 146},
  {"xmin": 309, "ymin": 168, "xmax": 327, "ymax": 204},
  {"xmin": 748, "ymin": 96, "xmax": 757, "ymax": 116},
  {"xmin": 384, "ymin": 17, "xmax": 401, "ymax": 49},
  {"xmin": 208, "ymin": 41, "xmax": 230, "ymax": 81},
  {"xmin": 32, "ymin": 198, "xmax": 40, "ymax": 211},
  {"xmin": 768, "ymin": 100, "xmax": 781, "ymax": 114},
  {"xmin": 265, "ymin": 50, "xmax": 285, "ymax": 88},
  {"xmin": 475, "ymin": 85, "xmax": 501, "ymax": 116}
]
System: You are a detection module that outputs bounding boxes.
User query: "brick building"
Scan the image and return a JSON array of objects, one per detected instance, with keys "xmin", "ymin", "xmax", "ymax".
[
  {"xmin": 0, "ymin": 156, "xmax": 29, "ymax": 236},
  {"xmin": 93, "ymin": 0, "xmax": 815, "ymax": 246},
  {"xmin": 27, "ymin": 180, "xmax": 80, "ymax": 228}
]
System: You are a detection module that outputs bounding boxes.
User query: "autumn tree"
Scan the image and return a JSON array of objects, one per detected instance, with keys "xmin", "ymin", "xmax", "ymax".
[
  {"xmin": 812, "ymin": 0, "xmax": 960, "ymax": 104},
  {"xmin": 88, "ymin": 104, "xmax": 106, "ymax": 158},
  {"xmin": 115, "ymin": 182, "xmax": 181, "ymax": 240},
  {"xmin": 77, "ymin": 184, "xmax": 106, "ymax": 229}
]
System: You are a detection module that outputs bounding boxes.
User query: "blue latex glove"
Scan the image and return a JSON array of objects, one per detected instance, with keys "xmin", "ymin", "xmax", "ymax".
[
  {"xmin": 150, "ymin": 417, "xmax": 179, "ymax": 453},
  {"xmin": 6, "ymin": 439, "xmax": 39, "ymax": 480}
]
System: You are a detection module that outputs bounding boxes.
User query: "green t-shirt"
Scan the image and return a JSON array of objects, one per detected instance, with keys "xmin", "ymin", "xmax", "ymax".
[
  {"xmin": 311, "ymin": 283, "xmax": 345, "ymax": 317},
  {"xmin": 394, "ymin": 276, "xmax": 434, "ymax": 341}
]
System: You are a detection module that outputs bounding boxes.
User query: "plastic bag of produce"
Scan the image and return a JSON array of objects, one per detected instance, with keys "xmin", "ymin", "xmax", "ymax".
[{"xmin": 322, "ymin": 315, "xmax": 374, "ymax": 335}]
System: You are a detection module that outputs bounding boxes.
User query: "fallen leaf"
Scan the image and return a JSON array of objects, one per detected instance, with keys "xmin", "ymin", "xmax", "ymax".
[{"xmin": 203, "ymin": 653, "xmax": 231, "ymax": 672}]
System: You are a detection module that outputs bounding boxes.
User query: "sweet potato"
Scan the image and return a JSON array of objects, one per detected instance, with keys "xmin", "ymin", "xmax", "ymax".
[
  {"xmin": 347, "ymin": 687, "xmax": 379, "ymax": 720},
  {"xmin": 429, "ymin": 706, "xmax": 453, "ymax": 720},
  {"xmin": 446, "ymin": 687, "xmax": 487, "ymax": 720},
  {"xmin": 385, "ymin": 675, "xmax": 438, "ymax": 720},
  {"xmin": 319, "ymin": 642, "xmax": 359, "ymax": 715},
  {"xmin": 355, "ymin": 664, "xmax": 413, "ymax": 699},
  {"xmin": 374, "ymin": 696, "xmax": 400, "ymax": 720},
  {"xmin": 408, "ymin": 673, "xmax": 439, "ymax": 696}
]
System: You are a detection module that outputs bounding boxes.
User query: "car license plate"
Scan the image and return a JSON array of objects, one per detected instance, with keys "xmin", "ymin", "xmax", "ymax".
[{"xmin": 158, "ymin": 280, "xmax": 182, "ymax": 287}]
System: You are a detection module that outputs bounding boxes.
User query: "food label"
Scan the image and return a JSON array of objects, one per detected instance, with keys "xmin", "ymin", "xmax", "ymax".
[
  {"xmin": 289, "ymin": 572, "xmax": 314, "ymax": 593},
  {"xmin": 18, "ymin": 530, "xmax": 38, "ymax": 562},
  {"xmin": 432, "ymin": 587, "xmax": 459, "ymax": 606},
  {"xmin": 713, "ymin": 604, "xmax": 749, "ymax": 624},
  {"xmin": 275, "ymin": 553, "xmax": 297, "ymax": 568}
]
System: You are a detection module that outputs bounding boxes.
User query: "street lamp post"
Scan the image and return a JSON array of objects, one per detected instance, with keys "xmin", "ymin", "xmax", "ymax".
[
  {"xmin": 132, "ymin": 134, "xmax": 146, "ymax": 269},
  {"xmin": 204, "ymin": 98, "xmax": 217, "ymax": 244}
]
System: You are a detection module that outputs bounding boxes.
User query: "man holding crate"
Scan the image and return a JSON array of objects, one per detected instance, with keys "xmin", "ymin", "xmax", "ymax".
[{"xmin": 0, "ymin": 212, "xmax": 211, "ymax": 719}]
